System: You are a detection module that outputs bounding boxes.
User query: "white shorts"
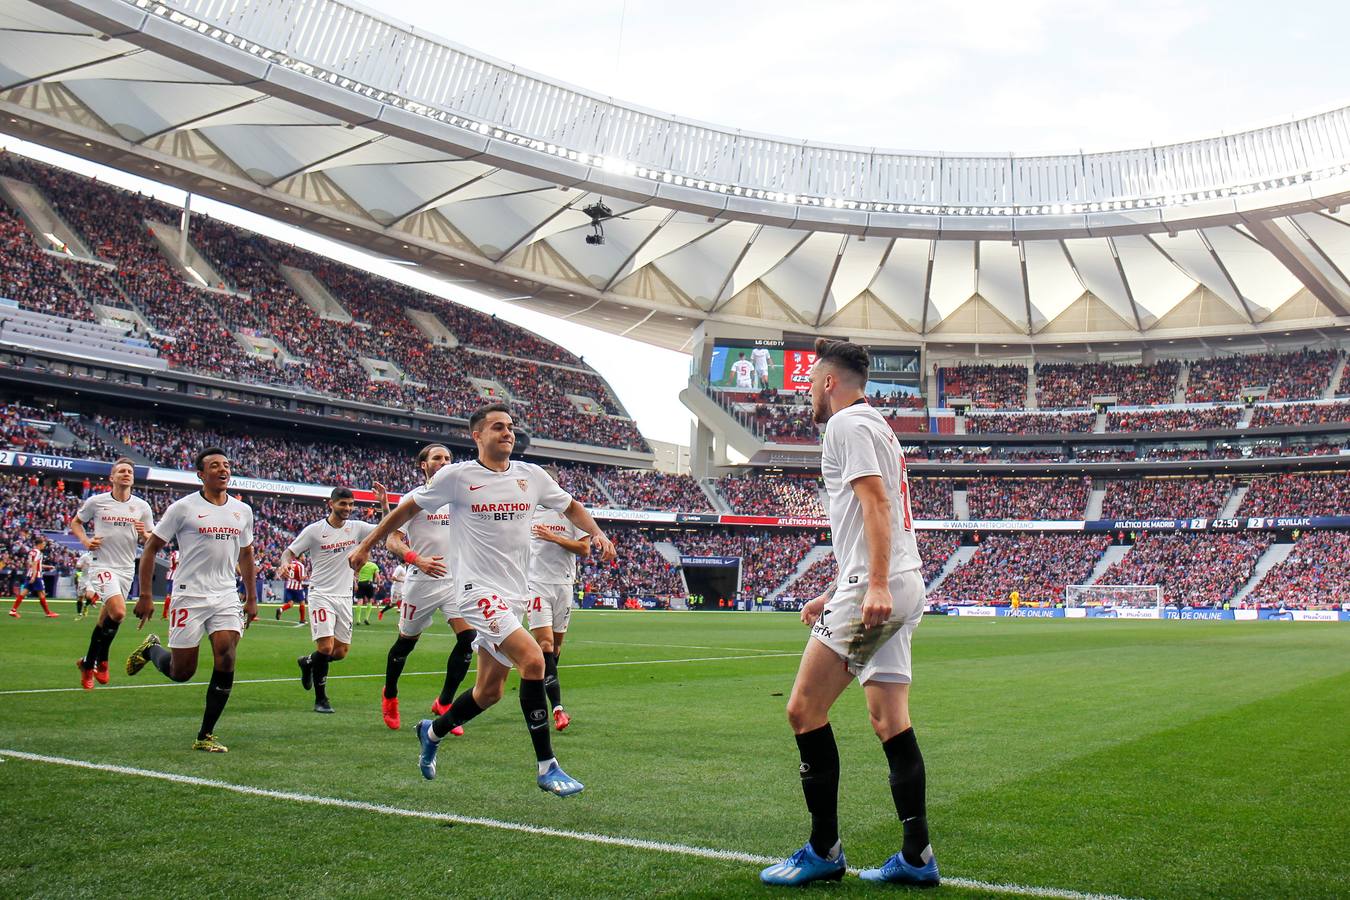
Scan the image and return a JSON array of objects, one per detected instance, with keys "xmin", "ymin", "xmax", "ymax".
[
  {"xmin": 391, "ymin": 586, "xmax": 403, "ymax": 605},
  {"xmin": 308, "ymin": 593, "xmax": 353, "ymax": 644},
  {"xmin": 808, "ymin": 569, "xmax": 925, "ymax": 685},
  {"xmin": 167, "ymin": 591, "xmax": 244, "ymax": 648},
  {"xmin": 525, "ymin": 582, "xmax": 573, "ymax": 632},
  {"xmin": 89, "ymin": 567, "xmax": 132, "ymax": 602},
  {"xmin": 399, "ymin": 579, "xmax": 462, "ymax": 638},
  {"xmin": 459, "ymin": 592, "xmax": 525, "ymax": 668}
]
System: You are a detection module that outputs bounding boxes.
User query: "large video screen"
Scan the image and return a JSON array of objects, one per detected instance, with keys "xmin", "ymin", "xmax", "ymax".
[{"xmin": 709, "ymin": 339, "xmax": 816, "ymax": 392}]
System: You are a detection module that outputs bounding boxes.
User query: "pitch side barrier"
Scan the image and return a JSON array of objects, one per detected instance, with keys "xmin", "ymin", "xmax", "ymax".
[
  {"xmin": 947, "ymin": 606, "xmax": 1350, "ymax": 622},
  {"xmin": 4, "ymin": 450, "xmax": 1350, "ymax": 532}
]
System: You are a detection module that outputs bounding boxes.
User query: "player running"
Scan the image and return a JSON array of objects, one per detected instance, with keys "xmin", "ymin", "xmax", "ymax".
[
  {"xmin": 70, "ymin": 458, "xmax": 155, "ymax": 689},
  {"xmin": 279, "ymin": 485, "xmax": 385, "ymax": 714},
  {"xmin": 9, "ymin": 535, "xmax": 58, "ymax": 618},
  {"xmin": 375, "ymin": 443, "xmax": 474, "ymax": 732},
  {"xmin": 74, "ymin": 550, "xmax": 96, "ymax": 619},
  {"xmin": 161, "ymin": 548, "xmax": 178, "ymax": 619},
  {"xmin": 526, "ymin": 464, "xmax": 592, "ymax": 731},
  {"xmin": 125, "ymin": 447, "xmax": 257, "ymax": 753},
  {"xmin": 349, "ymin": 405, "xmax": 616, "ymax": 796},
  {"xmin": 380, "ymin": 562, "xmax": 406, "ymax": 621},
  {"xmin": 760, "ymin": 339, "xmax": 939, "ymax": 888},
  {"xmin": 752, "ymin": 346, "xmax": 773, "ymax": 390},
  {"xmin": 275, "ymin": 554, "xmax": 308, "ymax": 623}
]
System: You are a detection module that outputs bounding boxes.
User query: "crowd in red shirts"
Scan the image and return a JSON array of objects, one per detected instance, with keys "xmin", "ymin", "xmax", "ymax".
[
  {"xmin": 929, "ymin": 534, "xmax": 1111, "ymax": 606},
  {"xmin": 1097, "ymin": 532, "xmax": 1272, "ymax": 607},
  {"xmin": 716, "ymin": 475, "xmax": 824, "ymax": 516},
  {"xmin": 1240, "ymin": 472, "xmax": 1350, "ymax": 517},
  {"xmin": 1035, "ymin": 360, "xmax": 1181, "ymax": 408},
  {"xmin": 1186, "ymin": 348, "xmax": 1342, "ymax": 402},
  {"xmin": 966, "ymin": 477, "xmax": 1091, "ymax": 520},
  {"xmin": 1245, "ymin": 531, "xmax": 1350, "ymax": 609},
  {"xmin": 1101, "ymin": 478, "xmax": 1233, "ymax": 519},
  {"xmin": 939, "ymin": 364, "xmax": 1028, "ymax": 409},
  {"xmin": 965, "ymin": 412, "xmax": 1094, "ymax": 434}
]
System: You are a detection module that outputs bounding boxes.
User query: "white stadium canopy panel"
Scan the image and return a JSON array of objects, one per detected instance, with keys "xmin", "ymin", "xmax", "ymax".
[{"xmin": 3, "ymin": 0, "xmax": 1350, "ymax": 351}]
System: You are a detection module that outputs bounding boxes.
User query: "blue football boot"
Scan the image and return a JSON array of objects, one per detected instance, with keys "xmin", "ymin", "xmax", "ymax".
[
  {"xmin": 760, "ymin": 843, "xmax": 846, "ymax": 886},
  {"xmin": 415, "ymin": 718, "xmax": 438, "ymax": 780},
  {"xmin": 858, "ymin": 846, "xmax": 939, "ymax": 887},
  {"xmin": 537, "ymin": 761, "xmax": 584, "ymax": 797}
]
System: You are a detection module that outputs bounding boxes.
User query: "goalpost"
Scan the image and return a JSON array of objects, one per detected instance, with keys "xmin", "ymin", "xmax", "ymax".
[{"xmin": 1064, "ymin": 584, "xmax": 1163, "ymax": 609}]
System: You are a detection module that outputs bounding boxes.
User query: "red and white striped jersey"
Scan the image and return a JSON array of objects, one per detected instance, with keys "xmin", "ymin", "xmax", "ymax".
[
  {"xmin": 167, "ymin": 549, "xmax": 180, "ymax": 580},
  {"xmin": 284, "ymin": 560, "xmax": 306, "ymax": 592},
  {"xmin": 26, "ymin": 547, "xmax": 43, "ymax": 580}
]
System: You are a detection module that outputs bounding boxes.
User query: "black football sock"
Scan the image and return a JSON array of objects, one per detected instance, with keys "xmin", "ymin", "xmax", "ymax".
[
  {"xmin": 384, "ymin": 636, "xmax": 417, "ymax": 699},
  {"xmin": 520, "ymin": 678, "xmax": 553, "ymax": 762},
  {"xmin": 75, "ymin": 597, "xmax": 84, "ymax": 616},
  {"xmin": 439, "ymin": 629, "xmax": 476, "ymax": 707},
  {"xmin": 882, "ymin": 727, "xmax": 930, "ymax": 866},
  {"xmin": 310, "ymin": 652, "xmax": 331, "ymax": 704},
  {"xmin": 95, "ymin": 619, "xmax": 121, "ymax": 664},
  {"xmin": 198, "ymin": 669, "xmax": 234, "ymax": 739},
  {"xmin": 796, "ymin": 723, "xmax": 841, "ymax": 858},
  {"xmin": 146, "ymin": 642, "xmax": 173, "ymax": 677},
  {"xmin": 543, "ymin": 652, "xmax": 562, "ymax": 710},
  {"xmin": 430, "ymin": 690, "xmax": 484, "ymax": 738},
  {"xmin": 82, "ymin": 623, "xmax": 102, "ymax": 669}
]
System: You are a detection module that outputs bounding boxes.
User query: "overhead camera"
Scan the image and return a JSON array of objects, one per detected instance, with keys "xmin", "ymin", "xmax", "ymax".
[{"xmin": 583, "ymin": 200, "xmax": 613, "ymax": 245}]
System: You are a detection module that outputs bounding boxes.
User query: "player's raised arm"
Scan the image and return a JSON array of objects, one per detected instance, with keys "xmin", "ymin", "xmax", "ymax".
[
  {"xmin": 350, "ymin": 494, "xmax": 422, "ymax": 571},
  {"xmin": 560, "ymin": 500, "xmax": 614, "ymax": 562},
  {"xmin": 531, "ymin": 522, "xmax": 592, "ymax": 558}
]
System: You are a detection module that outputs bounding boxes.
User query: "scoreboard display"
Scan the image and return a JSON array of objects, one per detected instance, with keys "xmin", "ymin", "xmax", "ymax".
[{"xmin": 708, "ymin": 338, "xmax": 817, "ymax": 392}]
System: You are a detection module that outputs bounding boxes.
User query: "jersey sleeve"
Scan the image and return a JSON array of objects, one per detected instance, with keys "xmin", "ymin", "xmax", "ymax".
[
  {"xmin": 354, "ymin": 520, "xmax": 378, "ymax": 540},
  {"xmin": 287, "ymin": 522, "xmax": 316, "ymax": 558},
  {"xmin": 416, "ymin": 464, "xmax": 459, "ymax": 510},
  {"xmin": 152, "ymin": 498, "xmax": 182, "ymax": 542},
  {"xmin": 239, "ymin": 506, "xmax": 255, "ymax": 549},
  {"xmin": 535, "ymin": 465, "xmax": 573, "ymax": 513},
  {"xmin": 75, "ymin": 495, "xmax": 99, "ymax": 525},
  {"xmin": 138, "ymin": 499, "xmax": 156, "ymax": 531},
  {"xmin": 837, "ymin": 418, "xmax": 885, "ymax": 485}
]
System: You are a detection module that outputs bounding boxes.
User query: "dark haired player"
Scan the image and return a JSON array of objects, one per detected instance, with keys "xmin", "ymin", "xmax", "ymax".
[
  {"xmin": 760, "ymin": 339, "xmax": 938, "ymax": 887},
  {"xmin": 126, "ymin": 447, "xmax": 256, "ymax": 753},
  {"xmin": 279, "ymin": 484, "xmax": 385, "ymax": 714},
  {"xmin": 375, "ymin": 443, "xmax": 474, "ymax": 733},
  {"xmin": 71, "ymin": 458, "xmax": 155, "ymax": 689},
  {"xmin": 350, "ymin": 404, "xmax": 615, "ymax": 796}
]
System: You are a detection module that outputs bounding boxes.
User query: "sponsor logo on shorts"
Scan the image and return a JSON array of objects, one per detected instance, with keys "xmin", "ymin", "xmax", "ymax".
[{"xmin": 847, "ymin": 575, "xmax": 859, "ymax": 584}]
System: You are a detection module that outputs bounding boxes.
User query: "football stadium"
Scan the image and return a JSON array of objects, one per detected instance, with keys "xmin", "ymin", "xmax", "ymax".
[{"xmin": 1, "ymin": 1, "xmax": 1348, "ymax": 897}]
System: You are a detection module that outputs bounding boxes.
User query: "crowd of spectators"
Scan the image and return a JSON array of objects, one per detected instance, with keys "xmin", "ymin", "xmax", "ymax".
[
  {"xmin": 0, "ymin": 203, "xmax": 99, "ymax": 322},
  {"xmin": 672, "ymin": 530, "xmax": 817, "ymax": 601},
  {"xmin": 966, "ymin": 477, "xmax": 1090, "ymax": 520},
  {"xmin": 928, "ymin": 534, "xmax": 1110, "ymax": 606},
  {"xmin": 1107, "ymin": 407, "xmax": 1240, "ymax": 432},
  {"xmin": 0, "ymin": 403, "xmax": 57, "ymax": 450},
  {"xmin": 965, "ymin": 412, "xmax": 1093, "ymax": 435},
  {"xmin": 909, "ymin": 478, "xmax": 954, "ymax": 519},
  {"xmin": 1097, "ymin": 532, "xmax": 1271, "ymax": 607},
  {"xmin": 601, "ymin": 470, "xmax": 712, "ymax": 512},
  {"xmin": 1245, "ymin": 531, "xmax": 1350, "ymax": 609},
  {"xmin": 1035, "ymin": 360, "xmax": 1181, "ymax": 408},
  {"xmin": 1073, "ymin": 447, "xmax": 1139, "ymax": 462},
  {"xmin": 1185, "ymin": 348, "xmax": 1342, "ymax": 402},
  {"xmin": 1101, "ymin": 478, "xmax": 1233, "ymax": 519},
  {"xmin": 0, "ymin": 473, "xmax": 80, "ymax": 581},
  {"xmin": 716, "ymin": 475, "xmax": 825, "ymax": 517},
  {"xmin": 743, "ymin": 402, "xmax": 819, "ymax": 444},
  {"xmin": 578, "ymin": 526, "xmax": 683, "ymax": 598},
  {"xmin": 1240, "ymin": 472, "xmax": 1350, "ymax": 517},
  {"xmin": 1250, "ymin": 401, "xmax": 1350, "ymax": 428},
  {"xmin": 939, "ymin": 363, "xmax": 1028, "ymax": 409}
]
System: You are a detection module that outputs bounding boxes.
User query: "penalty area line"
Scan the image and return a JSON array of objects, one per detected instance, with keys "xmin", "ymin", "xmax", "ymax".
[{"xmin": 0, "ymin": 749, "xmax": 1137, "ymax": 900}]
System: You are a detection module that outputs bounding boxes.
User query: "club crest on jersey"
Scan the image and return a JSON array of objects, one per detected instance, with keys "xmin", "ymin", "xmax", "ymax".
[
  {"xmin": 488, "ymin": 620, "xmax": 500, "ymax": 634},
  {"xmin": 516, "ymin": 479, "xmax": 529, "ymax": 492}
]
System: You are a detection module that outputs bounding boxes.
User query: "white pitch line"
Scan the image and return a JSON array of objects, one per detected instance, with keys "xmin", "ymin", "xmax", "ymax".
[
  {"xmin": 0, "ymin": 748, "xmax": 1138, "ymax": 900},
  {"xmin": 0, "ymin": 652, "xmax": 798, "ymax": 696},
  {"xmin": 571, "ymin": 638, "xmax": 790, "ymax": 654}
]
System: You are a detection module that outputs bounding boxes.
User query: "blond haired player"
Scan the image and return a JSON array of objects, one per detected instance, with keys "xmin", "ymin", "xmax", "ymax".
[
  {"xmin": 70, "ymin": 458, "xmax": 154, "ymax": 689},
  {"xmin": 350, "ymin": 404, "xmax": 615, "ymax": 796},
  {"xmin": 526, "ymin": 463, "xmax": 591, "ymax": 731},
  {"xmin": 126, "ymin": 447, "xmax": 256, "ymax": 753},
  {"xmin": 761, "ymin": 339, "xmax": 938, "ymax": 888}
]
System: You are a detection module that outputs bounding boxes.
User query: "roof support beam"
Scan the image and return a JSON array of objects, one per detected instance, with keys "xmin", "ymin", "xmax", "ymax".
[
  {"xmin": 602, "ymin": 208, "xmax": 677, "ymax": 291},
  {"xmin": 0, "ymin": 48, "xmax": 143, "ymax": 93},
  {"xmin": 708, "ymin": 226, "xmax": 760, "ymax": 312},
  {"xmin": 811, "ymin": 235, "xmax": 850, "ymax": 327},
  {"xmin": 493, "ymin": 193, "xmax": 587, "ymax": 263},
  {"xmin": 918, "ymin": 241, "xmax": 936, "ymax": 335},
  {"xmin": 1245, "ymin": 218, "xmax": 1350, "ymax": 317},
  {"xmin": 1196, "ymin": 229, "xmax": 1258, "ymax": 325},
  {"xmin": 1106, "ymin": 237, "xmax": 1147, "ymax": 332},
  {"xmin": 136, "ymin": 93, "xmax": 267, "ymax": 145}
]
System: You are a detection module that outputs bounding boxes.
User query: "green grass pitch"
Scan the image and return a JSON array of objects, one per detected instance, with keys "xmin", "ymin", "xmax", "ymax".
[{"xmin": 1, "ymin": 606, "xmax": 1347, "ymax": 899}]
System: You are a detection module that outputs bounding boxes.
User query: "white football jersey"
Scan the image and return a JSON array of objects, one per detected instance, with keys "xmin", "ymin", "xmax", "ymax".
[
  {"xmin": 751, "ymin": 347, "xmax": 772, "ymax": 372},
  {"xmin": 287, "ymin": 517, "xmax": 376, "ymax": 598},
  {"xmin": 152, "ymin": 491, "xmax": 254, "ymax": 597},
  {"xmin": 77, "ymin": 552, "xmax": 93, "ymax": 578},
  {"xmin": 75, "ymin": 491, "xmax": 154, "ymax": 575},
  {"xmin": 415, "ymin": 459, "xmax": 572, "ymax": 600},
  {"xmin": 391, "ymin": 564, "xmax": 408, "ymax": 585},
  {"xmin": 821, "ymin": 401, "xmax": 921, "ymax": 589},
  {"xmin": 528, "ymin": 506, "xmax": 586, "ymax": 586},
  {"xmin": 400, "ymin": 483, "xmax": 453, "ymax": 584},
  {"xmin": 731, "ymin": 358, "xmax": 754, "ymax": 388}
]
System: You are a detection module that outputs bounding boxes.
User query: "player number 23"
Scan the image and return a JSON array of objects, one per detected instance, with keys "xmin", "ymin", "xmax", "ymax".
[{"xmin": 476, "ymin": 597, "xmax": 509, "ymax": 619}]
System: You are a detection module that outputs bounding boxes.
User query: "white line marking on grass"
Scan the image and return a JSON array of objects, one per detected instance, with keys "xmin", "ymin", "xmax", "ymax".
[
  {"xmin": 571, "ymin": 638, "xmax": 790, "ymax": 654},
  {"xmin": 0, "ymin": 749, "xmax": 1138, "ymax": 900},
  {"xmin": 0, "ymin": 652, "xmax": 798, "ymax": 696}
]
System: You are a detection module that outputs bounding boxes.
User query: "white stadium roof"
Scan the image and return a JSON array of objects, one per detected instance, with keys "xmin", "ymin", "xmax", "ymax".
[{"xmin": 4, "ymin": 0, "xmax": 1350, "ymax": 352}]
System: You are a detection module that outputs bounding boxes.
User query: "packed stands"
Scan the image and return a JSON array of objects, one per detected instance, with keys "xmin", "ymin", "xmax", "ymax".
[
  {"xmin": 1101, "ymin": 478, "xmax": 1233, "ymax": 519},
  {"xmin": 602, "ymin": 470, "xmax": 712, "ymax": 513},
  {"xmin": 1073, "ymin": 447, "xmax": 1139, "ymax": 462},
  {"xmin": 939, "ymin": 363, "xmax": 1028, "ymax": 409},
  {"xmin": 672, "ymin": 530, "xmax": 816, "ymax": 601},
  {"xmin": 928, "ymin": 534, "xmax": 1110, "ymax": 606},
  {"xmin": 1035, "ymin": 360, "xmax": 1181, "ymax": 408},
  {"xmin": 966, "ymin": 477, "xmax": 1090, "ymax": 520},
  {"xmin": 1096, "ymin": 532, "xmax": 1271, "ymax": 606},
  {"xmin": 965, "ymin": 412, "xmax": 1093, "ymax": 434},
  {"xmin": 717, "ymin": 475, "xmax": 824, "ymax": 517},
  {"xmin": 1250, "ymin": 401, "xmax": 1350, "ymax": 428},
  {"xmin": 909, "ymin": 478, "xmax": 954, "ymax": 519},
  {"xmin": 752, "ymin": 403, "xmax": 819, "ymax": 444},
  {"xmin": 1, "ymin": 403, "xmax": 58, "ymax": 451},
  {"xmin": 1185, "ymin": 348, "xmax": 1341, "ymax": 402},
  {"xmin": 578, "ymin": 526, "xmax": 683, "ymax": 598},
  {"xmin": 1240, "ymin": 472, "xmax": 1350, "ymax": 517},
  {"xmin": 1245, "ymin": 531, "xmax": 1350, "ymax": 609},
  {"xmin": 0, "ymin": 202, "xmax": 99, "ymax": 322},
  {"xmin": 1107, "ymin": 407, "xmax": 1240, "ymax": 432},
  {"xmin": 0, "ymin": 472, "xmax": 79, "ymax": 578}
]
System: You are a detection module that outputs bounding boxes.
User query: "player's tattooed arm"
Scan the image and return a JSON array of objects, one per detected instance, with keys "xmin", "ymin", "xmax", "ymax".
[
  {"xmin": 385, "ymin": 529, "xmax": 446, "ymax": 578},
  {"xmin": 133, "ymin": 533, "xmax": 167, "ymax": 627}
]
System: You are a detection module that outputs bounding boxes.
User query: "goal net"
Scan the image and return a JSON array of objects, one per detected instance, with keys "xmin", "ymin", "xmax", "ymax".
[{"xmin": 1065, "ymin": 584, "xmax": 1163, "ymax": 609}]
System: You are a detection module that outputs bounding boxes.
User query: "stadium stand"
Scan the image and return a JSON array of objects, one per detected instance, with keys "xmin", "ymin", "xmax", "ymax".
[
  {"xmin": 909, "ymin": 478, "xmax": 955, "ymax": 519},
  {"xmin": 1035, "ymin": 360, "xmax": 1181, "ymax": 408},
  {"xmin": 966, "ymin": 477, "xmax": 1091, "ymax": 520},
  {"xmin": 578, "ymin": 526, "xmax": 684, "ymax": 598},
  {"xmin": 1250, "ymin": 401, "xmax": 1350, "ymax": 427},
  {"xmin": 716, "ymin": 475, "xmax": 824, "ymax": 517},
  {"xmin": 1185, "ymin": 348, "xmax": 1342, "ymax": 402},
  {"xmin": 1101, "ymin": 478, "xmax": 1233, "ymax": 519},
  {"xmin": 964, "ymin": 412, "xmax": 1094, "ymax": 434},
  {"xmin": 1106, "ymin": 407, "xmax": 1241, "ymax": 432},
  {"xmin": 1244, "ymin": 531, "xmax": 1350, "ymax": 609},
  {"xmin": 601, "ymin": 470, "xmax": 712, "ymax": 513},
  {"xmin": 672, "ymin": 530, "xmax": 816, "ymax": 602},
  {"xmin": 1240, "ymin": 472, "xmax": 1350, "ymax": 517},
  {"xmin": 782, "ymin": 532, "xmax": 960, "ymax": 602},
  {"xmin": 1096, "ymin": 532, "xmax": 1272, "ymax": 606},
  {"xmin": 928, "ymin": 534, "xmax": 1111, "ymax": 606},
  {"xmin": 938, "ymin": 363, "xmax": 1028, "ymax": 409}
]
